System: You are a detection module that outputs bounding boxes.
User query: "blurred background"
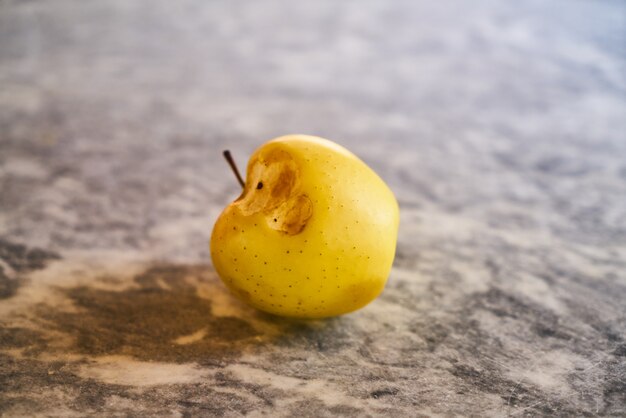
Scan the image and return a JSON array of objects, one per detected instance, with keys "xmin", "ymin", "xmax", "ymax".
[{"xmin": 1, "ymin": 0, "xmax": 624, "ymax": 261}]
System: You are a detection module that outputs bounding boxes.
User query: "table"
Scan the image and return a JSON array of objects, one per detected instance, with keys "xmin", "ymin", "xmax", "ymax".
[{"xmin": 1, "ymin": 0, "xmax": 625, "ymax": 416}]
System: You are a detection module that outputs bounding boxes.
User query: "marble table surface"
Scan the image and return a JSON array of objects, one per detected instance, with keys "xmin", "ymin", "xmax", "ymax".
[{"xmin": 1, "ymin": 0, "xmax": 625, "ymax": 416}]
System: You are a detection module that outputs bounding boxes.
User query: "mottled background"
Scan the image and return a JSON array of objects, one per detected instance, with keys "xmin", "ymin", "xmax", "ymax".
[{"xmin": 1, "ymin": 0, "xmax": 625, "ymax": 416}]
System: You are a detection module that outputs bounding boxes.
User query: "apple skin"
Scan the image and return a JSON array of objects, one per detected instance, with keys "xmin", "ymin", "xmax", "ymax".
[{"xmin": 210, "ymin": 135, "xmax": 399, "ymax": 318}]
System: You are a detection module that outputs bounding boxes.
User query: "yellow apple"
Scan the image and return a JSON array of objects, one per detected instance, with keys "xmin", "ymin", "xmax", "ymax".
[{"xmin": 210, "ymin": 135, "xmax": 399, "ymax": 318}]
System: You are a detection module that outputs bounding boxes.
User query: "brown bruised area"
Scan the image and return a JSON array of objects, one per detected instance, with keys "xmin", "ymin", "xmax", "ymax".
[{"xmin": 235, "ymin": 148, "xmax": 312, "ymax": 235}]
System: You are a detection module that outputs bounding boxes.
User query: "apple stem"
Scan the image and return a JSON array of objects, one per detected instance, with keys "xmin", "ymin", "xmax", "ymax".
[{"xmin": 222, "ymin": 150, "xmax": 245, "ymax": 188}]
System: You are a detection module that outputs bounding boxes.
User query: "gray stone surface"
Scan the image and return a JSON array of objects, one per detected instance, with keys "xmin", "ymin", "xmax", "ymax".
[{"xmin": 1, "ymin": 0, "xmax": 625, "ymax": 416}]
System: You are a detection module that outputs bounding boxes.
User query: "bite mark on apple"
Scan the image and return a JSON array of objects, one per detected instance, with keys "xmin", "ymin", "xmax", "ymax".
[{"xmin": 235, "ymin": 149, "xmax": 312, "ymax": 235}]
